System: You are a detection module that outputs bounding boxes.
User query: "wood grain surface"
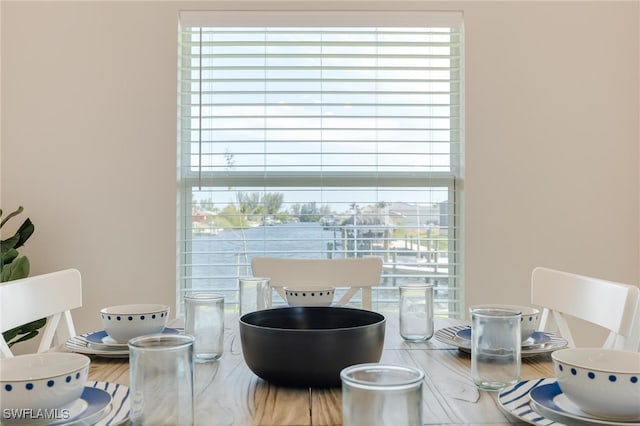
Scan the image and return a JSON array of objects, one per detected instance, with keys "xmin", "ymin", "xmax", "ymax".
[{"xmin": 81, "ymin": 312, "xmax": 554, "ymax": 425}]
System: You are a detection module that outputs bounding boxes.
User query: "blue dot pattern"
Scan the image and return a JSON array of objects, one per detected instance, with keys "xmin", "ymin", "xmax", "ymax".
[
  {"xmin": 103, "ymin": 311, "xmax": 166, "ymax": 322},
  {"xmin": 3, "ymin": 368, "xmax": 86, "ymax": 393},
  {"xmin": 557, "ymin": 363, "xmax": 639, "ymax": 386},
  {"xmin": 287, "ymin": 290, "xmax": 334, "ymax": 298}
]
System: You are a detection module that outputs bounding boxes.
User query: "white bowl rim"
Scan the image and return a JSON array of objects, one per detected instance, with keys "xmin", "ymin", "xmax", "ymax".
[
  {"xmin": 0, "ymin": 353, "xmax": 90, "ymax": 382},
  {"xmin": 552, "ymin": 348, "xmax": 640, "ymax": 374},
  {"xmin": 283, "ymin": 286, "xmax": 335, "ymax": 293},
  {"xmin": 100, "ymin": 303, "xmax": 169, "ymax": 315},
  {"xmin": 470, "ymin": 304, "xmax": 540, "ymax": 316}
]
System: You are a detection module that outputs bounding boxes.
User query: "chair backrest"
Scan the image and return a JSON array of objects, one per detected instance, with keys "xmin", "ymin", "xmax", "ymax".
[
  {"xmin": 1, "ymin": 268, "xmax": 82, "ymax": 358},
  {"xmin": 531, "ymin": 266, "xmax": 640, "ymax": 351},
  {"xmin": 250, "ymin": 257, "xmax": 383, "ymax": 309}
]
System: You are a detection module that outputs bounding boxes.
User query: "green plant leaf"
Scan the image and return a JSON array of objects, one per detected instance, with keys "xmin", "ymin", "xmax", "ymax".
[
  {"xmin": 1, "ymin": 248, "xmax": 18, "ymax": 266},
  {"xmin": 20, "ymin": 318, "xmax": 46, "ymax": 332},
  {"xmin": 1, "ymin": 320, "xmax": 46, "ymax": 347},
  {"xmin": 0, "ymin": 206, "xmax": 42, "ymax": 349},
  {"xmin": 0, "ymin": 256, "xmax": 29, "ymax": 282},
  {"xmin": 8, "ymin": 331, "xmax": 39, "ymax": 347},
  {"xmin": 2, "ymin": 327, "xmax": 20, "ymax": 343},
  {"xmin": 0, "ymin": 234, "xmax": 19, "ymax": 253},
  {"xmin": 14, "ymin": 218, "xmax": 34, "ymax": 249}
]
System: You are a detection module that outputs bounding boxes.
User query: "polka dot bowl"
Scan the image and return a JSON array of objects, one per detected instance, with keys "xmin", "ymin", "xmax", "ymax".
[
  {"xmin": 552, "ymin": 348, "xmax": 640, "ymax": 420},
  {"xmin": 283, "ymin": 286, "xmax": 335, "ymax": 307},
  {"xmin": 100, "ymin": 303, "xmax": 169, "ymax": 343},
  {"xmin": 1, "ymin": 353, "xmax": 90, "ymax": 416}
]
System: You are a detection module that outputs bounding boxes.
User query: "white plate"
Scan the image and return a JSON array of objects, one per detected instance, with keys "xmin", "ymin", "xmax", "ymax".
[
  {"xmin": 455, "ymin": 328, "xmax": 551, "ymax": 347},
  {"xmin": 85, "ymin": 328, "xmax": 180, "ymax": 351},
  {"xmin": 49, "ymin": 386, "xmax": 111, "ymax": 426},
  {"xmin": 66, "ymin": 329, "xmax": 181, "ymax": 357},
  {"xmin": 65, "ymin": 334, "xmax": 128, "ymax": 358},
  {"xmin": 499, "ymin": 378, "xmax": 559, "ymax": 425},
  {"xmin": 434, "ymin": 325, "xmax": 568, "ymax": 357},
  {"xmin": 89, "ymin": 381, "xmax": 130, "ymax": 426},
  {"xmin": 1, "ymin": 382, "xmax": 128, "ymax": 426},
  {"xmin": 499, "ymin": 379, "xmax": 640, "ymax": 426},
  {"xmin": 530, "ymin": 381, "xmax": 640, "ymax": 426}
]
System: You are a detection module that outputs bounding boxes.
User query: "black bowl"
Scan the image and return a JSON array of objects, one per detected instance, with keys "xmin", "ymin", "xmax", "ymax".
[{"xmin": 239, "ymin": 306, "xmax": 385, "ymax": 387}]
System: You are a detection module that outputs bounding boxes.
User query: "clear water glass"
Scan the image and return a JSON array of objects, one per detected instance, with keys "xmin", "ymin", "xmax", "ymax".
[
  {"xmin": 399, "ymin": 285, "xmax": 434, "ymax": 341},
  {"xmin": 184, "ymin": 293, "xmax": 224, "ymax": 362},
  {"xmin": 341, "ymin": 363, "xmax": 424, "ymax": 426},
  {"xmin": 129, "ymin": 334, "xmax": 195, "ymax": 425},
  {"xmin": 471, "ymin": 306, "xmax": 521, "ymax": 391},
  {"xmin": 239, "ymin": 277, "xmax": 271, "ymax": 315}
]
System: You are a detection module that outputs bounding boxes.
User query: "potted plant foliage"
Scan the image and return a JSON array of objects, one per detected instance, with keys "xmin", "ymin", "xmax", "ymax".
[{"xmin": 1, "ymin": 206, "xmax": 39, "ymax": 347}]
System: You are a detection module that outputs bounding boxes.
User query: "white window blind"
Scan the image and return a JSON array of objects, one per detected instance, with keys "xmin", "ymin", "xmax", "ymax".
[{"xmin": 177, "ymin": 11, "xmax": 464, "ymax": 316}]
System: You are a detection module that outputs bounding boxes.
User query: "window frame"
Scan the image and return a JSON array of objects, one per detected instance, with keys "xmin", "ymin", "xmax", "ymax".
[{"xmin": 177, "ymin": 10, "xmax": 464, "ymax": 317}]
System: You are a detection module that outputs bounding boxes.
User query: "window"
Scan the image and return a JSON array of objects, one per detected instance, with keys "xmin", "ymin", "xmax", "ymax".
[{"xmin": 177, "ymin": 11, "xmax": 464, "ymax": 316}]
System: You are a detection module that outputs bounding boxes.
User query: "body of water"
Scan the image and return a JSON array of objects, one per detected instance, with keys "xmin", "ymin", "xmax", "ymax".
[{"xmin": 183, "ymin": 222, "xmax": 454, "ymax": 312}]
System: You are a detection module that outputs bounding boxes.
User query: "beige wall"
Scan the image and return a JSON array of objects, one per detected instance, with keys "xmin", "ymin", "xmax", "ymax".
[{"xmin": 2, "ymin": 1, "xmax": 639, "ymax": 347}]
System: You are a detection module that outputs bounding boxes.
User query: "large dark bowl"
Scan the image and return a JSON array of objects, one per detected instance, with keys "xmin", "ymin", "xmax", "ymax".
[{"xmin": 239, "ymin": 306, "xmax": 385, "ymax": 387}]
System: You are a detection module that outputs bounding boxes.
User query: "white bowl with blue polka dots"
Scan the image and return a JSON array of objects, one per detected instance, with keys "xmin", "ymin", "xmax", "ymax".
[
  {"xmin": 1, "ymin": 353, "xmax": 90, "ymax": 417},
  {"xmin": 100, "ymin": 303, "xmax": 169, "ymax": 343},
  {"xmin": 552, "ymin": 348, "xmax": 640, "ymax": 420},
  {"xmin": 283, "ymin": 286, "xmax": 335, "ymax": 307}
]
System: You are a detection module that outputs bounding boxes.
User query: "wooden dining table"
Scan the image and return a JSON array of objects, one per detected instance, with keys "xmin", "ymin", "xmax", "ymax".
[{"xmin": 84, "ymin": 309, "xmax": 555, "ymax": 425}]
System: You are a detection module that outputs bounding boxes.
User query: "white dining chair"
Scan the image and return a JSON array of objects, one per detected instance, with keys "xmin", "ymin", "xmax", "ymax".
[
  {"xmin": 0, "ymin": 268, "xmax": 82, "ymax": 358},
  {"xmin": 531, "ymin": 266, "xmax": 640, "ymax": 351},
  {"xmin": 250, "ymin": 256, "xmax": 383, "ymax": 310}
]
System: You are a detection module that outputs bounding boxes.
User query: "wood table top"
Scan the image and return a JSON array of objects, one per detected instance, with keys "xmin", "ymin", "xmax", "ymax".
[{"xmin": 82, "ymin": 309, "xmax": 555, "ymax": 425}]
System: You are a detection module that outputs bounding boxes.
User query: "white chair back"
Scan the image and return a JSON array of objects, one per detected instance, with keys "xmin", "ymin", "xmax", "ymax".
[
  {"xmin": 1, "ymin": 268, "xmax": 82, "ymax": 358},
  {"xmin": 531, "ymin": 266, "xmax": 640, "ymax": 351},
  {"xmin": 251, "ymin": 257, "xmax": 383, "ymax": 310}
]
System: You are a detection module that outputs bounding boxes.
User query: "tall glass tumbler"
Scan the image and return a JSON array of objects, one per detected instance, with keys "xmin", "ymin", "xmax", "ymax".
[
  {"xmin": 184, "ymin": 293, "xmax": 224, "ymax": 362},
  {"xmin": 239, "ymin": 277, "xmax": 271, "ymax": 316},
  {"xmin": 470, "ymin": 307, "xmax": 521, "ymax": 391},
  {"xmin": 341, "ymin": 363, "xmax": 424, "ymax": 426},
  {"xmin": 399, "ymin": 285, "xmax": 434, "ymax": 341},
  {"xmin": 129, "ymin": 334, "xmax": 195, "ymax": 426}
]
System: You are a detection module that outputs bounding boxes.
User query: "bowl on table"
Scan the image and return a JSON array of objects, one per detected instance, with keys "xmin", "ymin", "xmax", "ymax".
[
  {"xmin": 240, "ymin": 306, "xmax": 385, "ymax": 387},
  {"xmin": 551, "ymin": 348, "xmax": 640, "ymax": 420},
  {"xmin": 100, "ymin": 303, "xmax": 170, "ymax": 344},
  {"xmin": 283, "ymin": 286, "xmax": 335, "ymax": 307},
  {"xmin": 472, "ymin": 304, "xmax": 540, "ymax": 342},
  {"xmin": 0, "ymin": 353, "xmax": 90, "ymax": 417}
]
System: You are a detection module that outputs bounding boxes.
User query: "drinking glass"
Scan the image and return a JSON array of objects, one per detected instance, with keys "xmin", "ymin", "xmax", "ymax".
[
  {"xmin": 184, "ymin": 293, "xmax": 224, "ymax": 362},
  {"xmin": 470, "ymin": 306, "xmax": 521, "ymax": 391},
  {"xmin": 341, "ymin": 363, "xmax": 424, "ymax": 426},
  {"xmin": 399, "ymin": 285, "xmax": 434, "ymax": 341},
  {"xmin": 239, "ymin": 277, "xmax": 271, "ymax": 316},
  {"xmin": 129, "ymin": 334, "xmax": 195, "ymax": 425}
]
